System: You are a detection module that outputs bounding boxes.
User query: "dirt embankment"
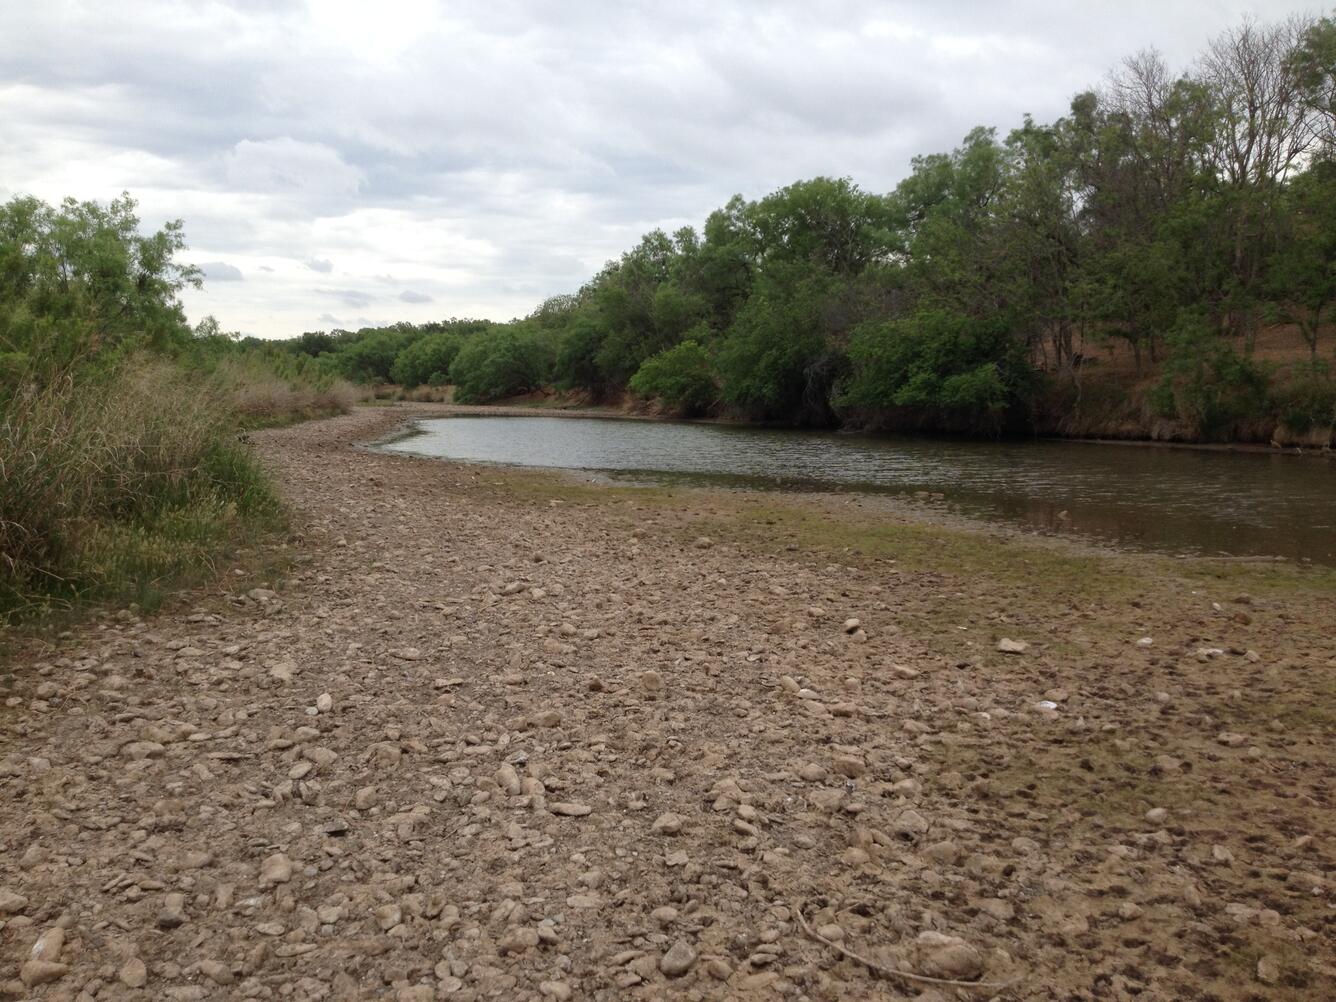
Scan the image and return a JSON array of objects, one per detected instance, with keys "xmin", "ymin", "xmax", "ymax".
[{"xmin": 1, "ymin": 407, "xmax": 1332, "ymax": 1001}]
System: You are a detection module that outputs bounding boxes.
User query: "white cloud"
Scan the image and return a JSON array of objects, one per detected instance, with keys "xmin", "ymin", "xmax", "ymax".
[{"xmin": 0, "ymin": 0, "xmax": 1318, "ymax": 337}]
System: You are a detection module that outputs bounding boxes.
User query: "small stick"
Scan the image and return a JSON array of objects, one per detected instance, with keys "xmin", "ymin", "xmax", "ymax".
[{"xmin": 793, "ymin": 899, "xmax": 1019, "ymax": 993}]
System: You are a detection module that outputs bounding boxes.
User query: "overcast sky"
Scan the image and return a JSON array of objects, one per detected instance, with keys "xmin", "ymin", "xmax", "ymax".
[{"xmin": 1, "ymin": 1, "xmax": 1318, "ymax": 338}]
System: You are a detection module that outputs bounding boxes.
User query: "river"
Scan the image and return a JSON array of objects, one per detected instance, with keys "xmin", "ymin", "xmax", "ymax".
[{"xmin": 379, "ymin": 414, "xmax": 1336, "ymax": 565}]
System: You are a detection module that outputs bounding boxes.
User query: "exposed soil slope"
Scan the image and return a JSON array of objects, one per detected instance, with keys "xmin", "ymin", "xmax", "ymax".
[{"xmin": 1, "ymin": 407, "xmax": 1332, "ymax": 1001}]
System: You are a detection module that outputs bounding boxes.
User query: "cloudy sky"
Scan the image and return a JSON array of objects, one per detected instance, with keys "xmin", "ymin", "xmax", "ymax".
[{"xmin": 1, "ymin": 1, "xmax": 1315, "ymax": 338}]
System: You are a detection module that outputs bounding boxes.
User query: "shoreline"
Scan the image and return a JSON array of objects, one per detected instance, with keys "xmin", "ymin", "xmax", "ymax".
[{"xmin": 371, "ymin": 401, "xmax": 1336, "ymax": 460}]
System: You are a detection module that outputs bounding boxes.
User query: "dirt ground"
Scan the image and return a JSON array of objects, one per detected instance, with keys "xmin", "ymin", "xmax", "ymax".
[{"xmin": 1, "ymin": 406, "xmax": 1332, "ymax": 1002}]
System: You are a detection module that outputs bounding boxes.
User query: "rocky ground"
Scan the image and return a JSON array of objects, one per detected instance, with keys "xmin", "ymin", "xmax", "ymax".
[{"xmin": 1, "ymin": 406, "xmax": 1333, "ymax": 1002}]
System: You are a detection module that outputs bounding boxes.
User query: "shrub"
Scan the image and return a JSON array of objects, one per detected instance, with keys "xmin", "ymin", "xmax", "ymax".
[
  {"xmin": 1150, "ymin": 315, "xmax": 1270, "ymax": 437},
  {"xmin": 449, "ymin": 328, "xmax": 555, "ymax": 403},
  {"xmin": 390, "ymin": 332, "xmax": 464, "ymax": 388},
  {"xmin": 0, "ymin": 360, "xmax": 283, "ymax": 622},
  {"xmin": 839, "ymin": 309, "xmax": 1031, "ymax": 429},
  {"xmin": 628, "ymin": 337, "xmax": 717, "ymax": 416},
  {"xmin": 1271, "ymin": 362, "xmax": 1336, "ymax": 433}
]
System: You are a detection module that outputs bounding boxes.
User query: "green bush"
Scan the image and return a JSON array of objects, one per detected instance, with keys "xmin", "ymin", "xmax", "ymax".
[
  {"xmin": 390, "ymin": 331, "xmax": 464, "ymax": 388},
  {"xmin": 1150, "ymin": 315, "xmax": 1270, "ymax": 437},
  {"xmin": 628, "ymin": 336, "xmax": 717, "ymax": 416},
  {"xmin": 1271, "ymin": 362, "xmax": 1336, "ymax": 432},
  {"xmin": 449, "ymin": 328, "xmax": 556, "ymax": 403},
  {"xmin": 839, "ymin": 309, "xmax": 1031, "ymax": 429}
]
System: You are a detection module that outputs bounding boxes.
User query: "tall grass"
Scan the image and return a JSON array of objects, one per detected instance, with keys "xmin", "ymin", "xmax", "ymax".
[
  {"xmin": 0, "ymin": 359, "xmax": 293, "ymax": 623},
  {"xmin": 206, "ymin": 354, "xmax": 357, "ymax": 427}
]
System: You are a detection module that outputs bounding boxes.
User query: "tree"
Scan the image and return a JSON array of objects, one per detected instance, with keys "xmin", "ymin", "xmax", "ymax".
[
  {"xmin": 1266, "ymin": 160, "xmax": 1336, "ymax": 359},
  {"xmin": 628, "ymin": 335, "xmax": 717, "ymax": 416}
]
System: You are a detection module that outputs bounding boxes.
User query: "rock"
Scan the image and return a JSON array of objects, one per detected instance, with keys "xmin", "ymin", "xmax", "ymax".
[
  {"xmin": 652, "ymin": 812, "xmax": 684, "ymax": 835},
  {"xmin": 495, "ymin": 764, "xmax": 522, "ymax": 796},
  {"xmin": 650, "ymin": 906, "xmax": 679, "ymax": 926},
  {"xmin": 1217, "ymin": 732, "xmax": 1248, "ymax": 748},
  {"xmin": 30, "ymin": 927, "xmax": 64, "ymax": 963},
  {"xmin": 539, "ymin": 982, "xmax": 573, "ymax": 1000},
  {"xmin": 354, "ymin": 786, "xmax": 379, "ymax": 810},
  {"xmin": 199, "ymin": 960, "xmax": 234, "ymax": 986},
  {"xmin": 534, "ymin": 709, "xmax": 563, "ymax": 727},
  {"xmin": 798, "ymin": 763, "xmax": 827, "ymax": 782},
  {"xmin": 158, "ymin": 892, "xmax": 188, "ymax": 928},
  {"xmin": 498, "ymin": 927, "xmax": 539, "ymax": 954},
  {"xmin": 816, "ymin": 923, "xmax": 845, "ymax": 942},
  {"xmin": 1256, "ymin": 956, "xmax": 1280, "ymax": 985},
  {"xmin": 911, "ymin": 931, "xmax": 983, "ymax": 981},
  {"xmin": 19, "ymin": 961, "xmax": 68, "ymax": 987},
  {"xmin": 316, "ymin": 693, "xmax": 334, "ymax": 713},
  {"xmin": 0, "ymin": 888, "xmax": 28, "ymax": 914},
  {"xmin": 259, "ymin": 852, "xmax": 293, "ymax": 886},
  {"xmin": 832, "ymin": 755, "xmax": 866, "ymax": 779},
  {"xmin": 996, "ymin": 638, "xmax": 1028, "ymax": 654},
  {"xmin": 123, "ymin": 741, "xmax": 165, "ymax": 760},
  {"xmin": 119, "ymin": 957, "xmax": 148, "ymax": 988},
  {"xmin": 693, "ymin": 536, "xmax": 713, "ymax": 549},
  {"xmin": 660, "ymin": 939, "xmax": 697, "ymax": 977},
  {"xmin": 550, "ymin": 802, "xmax": 592, "ymax": 817},
  {"xmin": 1145, "ymin": 807, "xmax": 1168, "ymax": 825},
  {"xmin": 640, "ymin": 671, "xmax": 665, "ymax": 696},
  {"xmin": 843, "ymin": 618, "xmax": 861, "ymax": 634}
]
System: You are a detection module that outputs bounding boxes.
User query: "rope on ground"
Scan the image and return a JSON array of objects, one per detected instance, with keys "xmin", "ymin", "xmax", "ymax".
[{"xmin": 793, "ymin": 898, "xmax": 1020, "ymax": 993}]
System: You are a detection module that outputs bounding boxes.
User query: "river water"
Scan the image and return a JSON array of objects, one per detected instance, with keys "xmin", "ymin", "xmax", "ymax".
[{"xmin": 380, "ymin": 415, "xmax": 1336, "ymax": 565}]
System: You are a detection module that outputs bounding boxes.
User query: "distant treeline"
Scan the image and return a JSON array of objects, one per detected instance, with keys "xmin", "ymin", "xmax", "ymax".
[{"xmin": 271, "ymin": 12, "xmax": 1336, "ymax": 440}]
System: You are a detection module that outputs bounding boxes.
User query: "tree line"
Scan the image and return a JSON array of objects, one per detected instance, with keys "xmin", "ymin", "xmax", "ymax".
[{"xmin": 285, "ymin": 12, "xmax": 1336, "ymax": 440}]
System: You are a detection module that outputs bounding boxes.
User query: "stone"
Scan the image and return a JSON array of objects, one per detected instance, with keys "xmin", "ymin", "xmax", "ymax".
[
  {"xmin": 354, "ymin": 786, "xmax": 379, "ymax": 810},
  {"xmin": 259, "ymin": 852, "xmax": 293, "ymax": 886},
  {"xmin": 550, "ymin": 802, "xmax": 592, "ymax": 817},
  {"xmin": 911, "ymin": 931, "xmax": 983, "ymax": 981},
  {"xmin": 652, "ymin": 812, "xmax": 684, "ymax": 835},
  {"xmin": 832, "ymin": 755, "xmax": 866, "ymax": 779},
  {"xmin": 650, "ymin": 906, "xmax": 678, "ymax": 926},
  {"xmin": 660, "ymin": 939, "xmax": 697, "ymax": 977},
  {"xmin": 1256, "ymin": 956, "xmax": 1280, "ymax": 985},
  {"xmin": 119, "ymin": 957, "xmax": 148, "ymax": 988},
  {"xmin": 1145, "ymin": 807, "xmax": 1168, "ymax": 824},
  {"xmin": 0, "ymin": 888, "xmax": 28, "ymax": 914},
  {"xmin": 199, "ymin": 960, "xmax": 235, "ymax": 986},
  {"xmin": 843, "ymin": 618, "xmax": 861, "ymax": 634},
  {"xmin": 640, "ymin": 671, "xmax": 665, "ymax": 696},
  {"xmin": 19, "ymin": 961, "xmax": 69, "ymax": 987},
  {"xmin": 30, "ymin": 927, "xmax": 64, "ymax": 963},
  {"xmin": 996, "ymin": 638, "xmax": 1029, "ymax": 654},
  {"xmin": 316, "ymin": 693, "xmax": 334, "ymax": 713},
  {"xmin": 798, "ymin": 763, "xmax": 827, "ymax": 782},
  {"xmin": 158, "ymin": 892, "xmax": 187, "ymax": 928},
  {"xmin": 498, "ymin": 927, "xmax": 539, "ymax": 954}
]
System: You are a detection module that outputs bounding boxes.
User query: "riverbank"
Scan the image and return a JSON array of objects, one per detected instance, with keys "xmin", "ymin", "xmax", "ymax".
[
  {"xmin": 398, "ymin": 399, "xmax": 1335, "ymax": 460},
  {"xmin": 1, "ymin": 407, "xmax": 1332, "ymax": 1000}
]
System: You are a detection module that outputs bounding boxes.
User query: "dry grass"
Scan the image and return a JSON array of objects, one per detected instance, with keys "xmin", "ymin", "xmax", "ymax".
[{"xmin": 0, "ymin": 360, "xmax": 285, "ymax": 623}]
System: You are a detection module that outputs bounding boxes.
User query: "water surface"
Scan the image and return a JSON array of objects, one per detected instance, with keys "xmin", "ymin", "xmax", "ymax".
[{"xmin": 380, "ymin": 415, "xmax": 1336, "ymax": 564}]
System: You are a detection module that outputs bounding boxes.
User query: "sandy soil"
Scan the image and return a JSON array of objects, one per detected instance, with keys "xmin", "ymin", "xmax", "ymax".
[{"xmin": 1, "ymin": 406, "xmax": 1332, "ymax": 1002}]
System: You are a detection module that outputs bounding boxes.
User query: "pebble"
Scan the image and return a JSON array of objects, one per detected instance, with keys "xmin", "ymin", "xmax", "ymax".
[
  {"xmin": 119, "ymin": 957, "xmax": 148, "ymax": 988},
  {"xmin": 660, "ymin": 938, "xmax": 697, "ymax": 977},
  {"xmin": 19, "ymin": 961, "xmax": 69, "ymax": 987},
  {"xmin": 1145, "ymin": 807, "xmax": 1168, "ymax": 824},
  {"xmin": 259, "ymin": 853, "xmax": 293, "ymax": 886},
  {"xmin": 996, "ymin": 638, "xmax": 1029, "ymax": 654},
  {"xmin": 0, "ymin": 888, "xmax": 28, "ymax": 914},
  {"xmin": 640, "ymin": 671, "xmax": 664, "ymax": 695},
  {"xmin": 652, "ymin": 812, "xmax": 684, "ymax": 835},
  {"xmin": 550, "ymin": 802, "xmax": 592, "ymax": 817}
]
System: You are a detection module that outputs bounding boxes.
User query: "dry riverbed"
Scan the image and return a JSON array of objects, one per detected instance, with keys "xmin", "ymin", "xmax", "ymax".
[{"xmin": 1, "ymin": 406, "xmax": 1333, "ymax": 1001}]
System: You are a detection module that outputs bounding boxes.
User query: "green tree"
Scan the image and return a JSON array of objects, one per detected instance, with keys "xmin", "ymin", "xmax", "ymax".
[{"xmin": 628, "ymin": 335, "xmax": 717, "ymax": 416}]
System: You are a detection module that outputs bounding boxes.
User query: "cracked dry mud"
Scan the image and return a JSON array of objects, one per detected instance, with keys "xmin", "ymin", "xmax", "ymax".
[{"xmin": 2, "ymin": 406, "xmax": 1333, "ymax": 1001}]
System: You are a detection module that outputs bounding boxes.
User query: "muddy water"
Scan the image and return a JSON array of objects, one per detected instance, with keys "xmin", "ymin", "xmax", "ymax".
[{"xmin": 380, "ymin": 415, "xmax": 1336, "ymax": 564}]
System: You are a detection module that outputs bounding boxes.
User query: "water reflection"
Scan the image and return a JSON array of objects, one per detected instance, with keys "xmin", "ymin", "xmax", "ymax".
[{"xmin": 379, "ymin": 415, "xmax": 1336, "ymax": 565}]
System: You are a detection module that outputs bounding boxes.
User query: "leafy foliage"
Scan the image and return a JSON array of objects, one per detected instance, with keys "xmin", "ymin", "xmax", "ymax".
[{"xmin": 628, "ymin": 336, "xmax": 716, "ymax": 416}]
